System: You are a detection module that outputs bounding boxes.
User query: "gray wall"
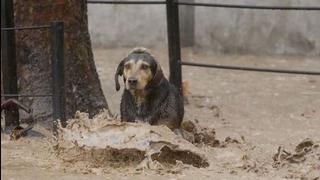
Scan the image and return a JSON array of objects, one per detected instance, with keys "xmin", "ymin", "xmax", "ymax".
[
  {"xmin": 88, "ymin": 1, "xmax": 167, "ymax": 48},
  {"xmin": 88, "ymin": 0, "xmax": 320, "ymax": 56}
]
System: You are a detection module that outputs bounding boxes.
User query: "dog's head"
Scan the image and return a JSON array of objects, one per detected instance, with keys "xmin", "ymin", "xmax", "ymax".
[{"xmin": 115, "ymin": 47, "xmax": 164, "ymax": 91}]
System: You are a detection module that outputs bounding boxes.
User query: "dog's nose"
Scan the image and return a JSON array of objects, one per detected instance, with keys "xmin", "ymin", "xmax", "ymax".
[{"xmin": 128, "ymin": 77, "xmax": 138, "ymax": 86}]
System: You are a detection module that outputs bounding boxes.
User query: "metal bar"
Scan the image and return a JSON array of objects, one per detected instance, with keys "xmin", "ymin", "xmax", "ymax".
[
  {"xmin": 180, "ymin": 61, "xmax": 320, "ymax": 76},
  {"xmin": 1, "ymin": 25, "xmax": 50, "ymax": 31},
  {"xmin": 1, "ymin": 94, "xmax": 53, "ymax": 97},
  {"xmin": 166, "ymin": 0, "xmax": 183, "ymax": 93},
  {"xmin": 1, "ymin": 0, "xmax": 19, "ymax": 127},
  {"xmin": 51, "ymin": 21, "xmax": 66, "ymax": 135},
  {"xmin": 176, "ymin": 1, "xmax": 320, "ymax": 10},
  {"xmin": 87, "ymin": 0, "xmax": 166, "ymax": 4}
]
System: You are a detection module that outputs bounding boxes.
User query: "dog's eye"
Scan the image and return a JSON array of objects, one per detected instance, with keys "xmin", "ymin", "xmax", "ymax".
[
  {"xmin": 124, "ymin": 64, "xmax": 131, "ymax": 69},
  {"xmin": 140, "ymin": 64, "xmax": 149, "ymax": 70}
]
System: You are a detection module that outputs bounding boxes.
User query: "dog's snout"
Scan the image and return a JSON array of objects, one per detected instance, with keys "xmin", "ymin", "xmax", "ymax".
[{"xmin": 128, "ymin": 77, "xmax": 138, "ymax": 86}]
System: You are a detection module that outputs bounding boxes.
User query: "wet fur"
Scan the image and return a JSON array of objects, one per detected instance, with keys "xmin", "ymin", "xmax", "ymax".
[{"xmin": 115, "ymin": 48, "xmax": 184, "ymax": 130}]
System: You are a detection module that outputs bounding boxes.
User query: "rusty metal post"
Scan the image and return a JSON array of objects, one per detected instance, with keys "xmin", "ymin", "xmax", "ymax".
[
  {"xmin": 1, "ymin": 0, "xmax": 20, "ymax": 127},
  {"xmin": 166, "ymin": 0, "xmax": 182, "ymax": 93},
  {"xmin": 51, "ymin": 21, "xmax": 66, "ymax": 135}
]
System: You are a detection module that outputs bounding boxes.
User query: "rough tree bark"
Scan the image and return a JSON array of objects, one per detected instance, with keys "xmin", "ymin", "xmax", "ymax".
[{"xmin": 14, "ymin": 0, "xmax": 108, "ymax": 121}]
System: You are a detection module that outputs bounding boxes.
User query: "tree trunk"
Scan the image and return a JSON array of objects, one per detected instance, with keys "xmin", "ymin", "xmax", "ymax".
[{"xmin": 14, "ymin": 0, "xmax": 108, "ymax": 121}]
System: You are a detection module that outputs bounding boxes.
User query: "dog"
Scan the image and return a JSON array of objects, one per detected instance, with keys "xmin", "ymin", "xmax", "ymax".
[{"xmin": 114, "ymin": 47, "xmax": 184, "ymax": 131}]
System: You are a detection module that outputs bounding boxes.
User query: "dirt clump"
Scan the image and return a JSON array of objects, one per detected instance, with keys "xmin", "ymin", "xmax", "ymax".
[
  {"xmin": 273, "ymin": 138, "xmax": 319, "ymax": 167},
  {"xmin": 182, "ymin": 120, "xmax": 242, "ymax": 148},
  {"xmin": 272, "ymin": 138, "xmax": 320, "ymax": 180},
  {"xmin": 181, "ymin": 120, "xmax": 220, "ymax": 147},
  {"xmin": 55, "ymin": 111, "xmax": 209, "ymax": 173}
]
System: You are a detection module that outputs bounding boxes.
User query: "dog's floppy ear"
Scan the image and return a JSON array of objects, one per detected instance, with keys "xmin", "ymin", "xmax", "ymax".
[
  {"xmin": 146, "ymin": 62, "xmax": 164, "ymax": 89},
  {"xmin": 115, "ymin": 58, "xmax": 126, "ymax": 91}
]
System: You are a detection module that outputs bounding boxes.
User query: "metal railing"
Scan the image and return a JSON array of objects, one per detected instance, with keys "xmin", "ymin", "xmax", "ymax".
[
  {"xmin": 87, "ymin": 0, "xmax": 166, "ymax": 4},
  {"xmin": 87, "ymin": 0, "xmax": 320, "ymax": 92},
  {"xmin": 172, "ymin": 1, "xmax": 320, "ymax": 91},
  {"xmin": 1, "ymin": 22, "xmax": 66, "ymax": 135},
  {"xmin": 1, "ymin": 94, "xmax": 53, "ymax": 97},
  {"xmin": 1, "ymin": 25, "xmax": 51, "ymax": 31},
  {"xmin": 180, "ymin": 61, "xmax": 320, "ymax": 76},
  {"xmin": 176, "ymin": 1, "xmax": 320, "ymax": 10},
  {"xmin": 2, "ymin": 0, "xmax": 319, "ymax": 135}
]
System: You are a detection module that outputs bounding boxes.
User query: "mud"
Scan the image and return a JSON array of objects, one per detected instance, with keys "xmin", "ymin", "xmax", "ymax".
[
  {"xmin": 56, "ymin": 111, "xmax": 209, "ymax": 170},
  {"xmin": 2, "ymin": 48, "xmax": 320, "ymax": 180}
]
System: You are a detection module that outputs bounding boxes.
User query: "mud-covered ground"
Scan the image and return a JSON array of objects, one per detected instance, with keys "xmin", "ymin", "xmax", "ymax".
[{"xmin": 1, "ymin": 48, "xmax": 320, "ymax": 180}]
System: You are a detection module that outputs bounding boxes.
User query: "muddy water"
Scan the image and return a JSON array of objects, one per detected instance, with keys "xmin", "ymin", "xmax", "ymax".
[
  {"xmin": 2, "ymin": 48, "xmax": 320, "ymax": 180},
  {"xmin": 56, "ymin": 111, "xmax": 209, "ymax": 169}
]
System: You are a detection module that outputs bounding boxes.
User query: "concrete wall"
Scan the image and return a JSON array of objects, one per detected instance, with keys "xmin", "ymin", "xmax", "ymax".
[
  {"xmin": 194, "ymin": 0, "xmax": 320, "ymax": 56},
  {"xmin": 88, "ymin": 0, "xmax": 320, "ymax": 56},
  {"xmin": 87, "ymin": 1, "xmax": 167, "ymax": 48}
]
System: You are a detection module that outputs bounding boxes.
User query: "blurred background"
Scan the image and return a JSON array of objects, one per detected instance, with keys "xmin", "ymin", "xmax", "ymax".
[
  {"xmin": 1, "ymin": 1, "xmax": 319, "ymax": 179},
  {"xmin": 88, "ymin": 0, "xmax": 320, "ymax": 56},
  {"xmin": 87, "ymin": 0, "xmax": 320, "ymax": 121}
]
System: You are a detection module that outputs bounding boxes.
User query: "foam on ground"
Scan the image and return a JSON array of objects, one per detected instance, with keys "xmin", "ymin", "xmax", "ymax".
[{"xmin": 56, "ymin": 111, "xmax": 209, "ymax": 169}]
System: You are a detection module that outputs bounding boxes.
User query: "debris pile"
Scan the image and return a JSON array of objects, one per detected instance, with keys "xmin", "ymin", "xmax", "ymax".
[
  {"xmin": 55, "ymin": 111, "xmax": 209, "ymax": 170},
  {"xmin": 272, "ymin": 138, "xmax": 320, "ymax": 179},
  {"xmin": 181, "ymin": 120, "xmax": 220, "ymax": 147},
  {"xmin": 273, "ymin": 138, "xmax": 319, "ymax": 168},
  {"xmin": 182, "ymin": 120, "xmax": 241, "ymax": 148}
]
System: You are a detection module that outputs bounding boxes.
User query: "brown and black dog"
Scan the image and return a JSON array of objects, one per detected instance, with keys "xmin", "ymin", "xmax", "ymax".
[{"xmin": 114, "ymin": 47, "xmax": 184, "ymax": 131}]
